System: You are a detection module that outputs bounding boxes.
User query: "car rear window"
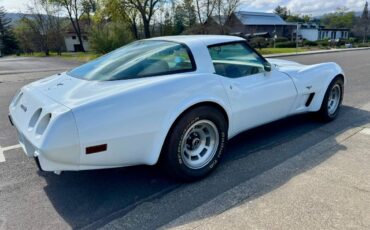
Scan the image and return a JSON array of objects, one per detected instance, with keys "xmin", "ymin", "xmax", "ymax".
[{"xmin": 68, "ymin": 40, "xmax": 196, "ymax": 81}]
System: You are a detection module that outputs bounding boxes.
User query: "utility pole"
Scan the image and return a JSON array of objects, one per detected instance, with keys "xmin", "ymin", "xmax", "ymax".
[
  {"xmin": 0, "ymin": 31, "xmax": 3, "ymax": 57},
  {"xmin": 296, "ymin": 23, "xmax": 299, "ymax": 54},
  {"xmin": 273, "ymin": 25, "xmax": 277, "ymax": 48}
]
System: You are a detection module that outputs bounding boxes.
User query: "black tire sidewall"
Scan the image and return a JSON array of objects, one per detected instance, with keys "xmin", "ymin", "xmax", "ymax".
[
  {"xmin": 163, "ymin": 106, "xmax": 227, "ymax": 180},
  {"xmin": 320, "ymin": 77, "xmax": 344, "ymax": 120}
]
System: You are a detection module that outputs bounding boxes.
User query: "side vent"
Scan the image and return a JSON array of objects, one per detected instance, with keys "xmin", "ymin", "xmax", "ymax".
[{"xmin": 305, "ymin": 93, "xmax": 315, "ymax": 107}]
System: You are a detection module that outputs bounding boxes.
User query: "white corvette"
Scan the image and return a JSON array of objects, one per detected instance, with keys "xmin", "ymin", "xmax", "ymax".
[{"xmin": 9, "ymin": 35, "xmax": 345, "ymax": 180}]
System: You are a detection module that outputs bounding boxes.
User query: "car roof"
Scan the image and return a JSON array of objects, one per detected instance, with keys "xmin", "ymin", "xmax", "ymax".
[{"xmin": 147, "ymin": 35, "xmax": 245, "ymax": 46}]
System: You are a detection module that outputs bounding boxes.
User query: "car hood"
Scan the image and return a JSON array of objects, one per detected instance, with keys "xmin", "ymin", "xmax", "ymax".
[
  {"xmin": 266, "ymin": 58, "xmax": 310, "ymax": 76},
  {"xmin": 267, "ymin": 58, "xmax": 306, "ymax": 69},
  {"xmin": 28, "ymin": 72, "xmax": 172, "ymax": 109}
]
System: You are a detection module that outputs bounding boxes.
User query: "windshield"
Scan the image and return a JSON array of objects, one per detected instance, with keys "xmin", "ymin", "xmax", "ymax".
[{"xmin": 67, "ymin": 40, "xmax": 196, "ymax": 81}]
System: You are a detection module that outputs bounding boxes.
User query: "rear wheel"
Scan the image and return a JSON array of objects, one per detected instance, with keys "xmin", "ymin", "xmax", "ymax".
[
  {"xmin": 317, "ymin": 77, "xmax": 344, "ymax": 122},
  {"xmin": 161, "ymin": 106, "xmax": 227, "ymax": 181}
]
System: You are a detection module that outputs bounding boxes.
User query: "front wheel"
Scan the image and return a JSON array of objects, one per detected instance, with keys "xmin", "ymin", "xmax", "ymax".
[
  {"xmin": 161, "ymin": 106, "xmax": 227, "ymax": 181},
  {"xmin": 317, "ymin": 77, "xmax": 344, "ymax": 122}
]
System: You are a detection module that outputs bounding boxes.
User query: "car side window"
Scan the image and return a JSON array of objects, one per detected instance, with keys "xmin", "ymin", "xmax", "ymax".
[{"xmin": 208, "ymin": 42, "xmax": 266, "ymax": 78}]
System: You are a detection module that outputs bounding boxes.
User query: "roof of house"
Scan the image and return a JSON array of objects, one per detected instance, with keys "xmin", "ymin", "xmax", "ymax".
[
  {"xmin": 234, "ymin": 11, "xmax": 287, "ymax": 25},
  {"xmin": 64, "ymin": 19, "xmax": 90, "ymax": 34}
]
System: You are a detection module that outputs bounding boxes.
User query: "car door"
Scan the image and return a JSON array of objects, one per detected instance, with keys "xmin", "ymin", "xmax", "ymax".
[{"xmin": 208, "ymin": 42, "xmax": 297, "ymax": 133}]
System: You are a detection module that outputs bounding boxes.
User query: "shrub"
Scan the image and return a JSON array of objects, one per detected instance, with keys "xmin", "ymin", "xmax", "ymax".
[
  {"xmin": 275, "ymin": 37, "xmax": 289, "ymax": 43},
  {"xmin": 249, "ymin": 37, "xmax": 269, "ymax": 49},
  {"xmin": 335, "ymin": 39, "xmax": 346, "ymax": 46},
  {"xmin": 348, "ymin": 37, "xmax": 358, "ymax": 43},
  {"xmin": 357, "ymin": 43, "xmax": 370, "ymax": 47},
  {"xmin": 317, "ymin": 40, "xmax": 329, "ymax": 47},
  {"xmin": 275, "ymin": 41, "xmax": 297, "ymax": 48},
  {"xmin": 89, "ymin": 22, "xmax": 133, "ymax": 54},
  {"xmin": 303, "ymin": 40, "xmax": 318, "ymax": 46}
]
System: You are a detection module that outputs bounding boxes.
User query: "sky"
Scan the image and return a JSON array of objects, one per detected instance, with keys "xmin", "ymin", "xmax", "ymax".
[{"xmin": 0, "ymin": 0, "xmax": 368, "ymax": 16}]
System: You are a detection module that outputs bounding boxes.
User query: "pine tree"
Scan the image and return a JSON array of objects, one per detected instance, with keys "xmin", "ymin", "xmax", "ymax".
[
  {"xmin": 0, "ymin": 7, "xmax": 18, "ymax": 56},
  {"xmin": 361, "ymin": 1, "xmax": 369, "ymax": 43}
]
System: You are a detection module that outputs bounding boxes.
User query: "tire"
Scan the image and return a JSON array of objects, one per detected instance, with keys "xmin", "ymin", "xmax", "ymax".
[
  {"xmin": 317, "ymin": 77, "xmax": 344, "ymax": 122},
  {"xmin": 161, "ymin": 106, "xmax": 228, "ymax": 181}
]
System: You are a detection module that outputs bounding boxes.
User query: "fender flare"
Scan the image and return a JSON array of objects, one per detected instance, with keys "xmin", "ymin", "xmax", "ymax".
[
  {"xmin": 146, "ymin": 97, "xmax": 231, "ymax": 165},
  {"xmin": 301, "ymin": 62, "xmax": 345, "ymax": 112}
]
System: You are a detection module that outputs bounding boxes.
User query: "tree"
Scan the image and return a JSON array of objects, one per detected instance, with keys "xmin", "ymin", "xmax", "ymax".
[
  {"xmin": 17, "ymin": 0, "xmax": 64, "ymax": 55},
  {"xmin": 0, "ymin": 7, "xmax": 18, "ymax": 56},
  {"xmin": 274, "ymin": 5, "xmax": 288, "ymax": 20},
  {"xmin": 98, "ymin": 0, "xmax": 140, "ymax": 39},
  {"xmin": 162, "ymin": 10, "xmax": 173, "ymax": 35},
  {"xmin": 360, "ymin": 1, "xmax": 369, "ymax": 43},
  {"xmin": 286, "ymin": 14, "xmax": 311, "ymax": 23},
  {"xmin": 214, "ymin": 0, "xmax": 239, "ymax": 34},
  {"xmin": 49, "ymin": 0, "xmax": 86, "ymax": 52},
  {"xmin": 195, "ymin": 0, "xmax": 216, "ymax": 26},
  {"xmin": 321, "ymin": 8, "xmax": 355, "ymax": 29},
  {"xmin": 81, "ymin": 0, "xmax": 98, "ymax": 25},
  {"xmin": 89, "ymin": 22, "xmax": 133, "ymax": 53},
  {"xmin": 173, "ymin": 4, "xmax": 186, "ymax": 34},
  {"xmin": 183, "ymin": 0, "xmax": 197, "ymax": 28},
  {"xmin": 122, "ymin": 0, "xmax": 164, "ymax": 38}
]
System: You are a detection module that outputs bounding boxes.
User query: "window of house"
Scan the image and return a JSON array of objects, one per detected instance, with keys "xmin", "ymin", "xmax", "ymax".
[
  {"xmin": 72, "ymin": 36, "xmax": 76, "ymax": 40},
  {"xmin": 207, "ymin": 42, "xmax": 266, "ymax": 78}
]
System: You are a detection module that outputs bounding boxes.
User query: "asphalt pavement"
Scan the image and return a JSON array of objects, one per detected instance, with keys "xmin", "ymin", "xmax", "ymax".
[{"xmin": 0, "ymin": 50, "xmax": 370, "ymax": 230}]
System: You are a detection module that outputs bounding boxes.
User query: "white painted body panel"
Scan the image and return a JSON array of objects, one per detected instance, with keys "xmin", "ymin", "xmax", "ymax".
[{"xmin": 8, "ymin": 35, "xmax": 345, "ymax": 172}]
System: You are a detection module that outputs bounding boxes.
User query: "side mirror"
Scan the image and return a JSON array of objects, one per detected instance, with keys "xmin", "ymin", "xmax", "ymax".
[{"xmin": 264, "ymin": 62, "xmax": 272, "ymax": 72}]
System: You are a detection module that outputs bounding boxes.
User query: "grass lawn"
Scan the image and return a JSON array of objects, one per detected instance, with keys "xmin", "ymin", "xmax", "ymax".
[
  {"xmin": 15, "ymin": 46, "xmax": 332, "ymax": 62},
  {"xmin": 16, "ymin": 52, "xmax": 100, "ymax": 62},
  {"xmin": 258, "ymin": 47, "xmax": 315, "ymax": 55}
]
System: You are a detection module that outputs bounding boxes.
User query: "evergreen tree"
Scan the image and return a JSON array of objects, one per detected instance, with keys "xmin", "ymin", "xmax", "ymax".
[
  {"xmin": 274, "ymin": 5, "xmax": 288, "ymax": 20},
  {"xmin": 0, "ymin": 7, "xmax": 18, "ymax": 56},
  {"xmin": 163, "ymin": 10, "xmax": 173, "ymax": 35},
  {"xmin": 173, "ymin": 5, "xmax": 186, "ymax": 35},
  {"xmin": 361, "ymin": 1, "xmax": 369, "ymax": 43},
  {"xmin": 183, "ymin": 0, "xmax": 196, "ymax": 27}
]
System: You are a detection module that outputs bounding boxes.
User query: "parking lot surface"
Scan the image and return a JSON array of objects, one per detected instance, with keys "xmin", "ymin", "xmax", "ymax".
[{"xmin": 0, "ymin": 50, "xmax": 370, "ymax": 229}]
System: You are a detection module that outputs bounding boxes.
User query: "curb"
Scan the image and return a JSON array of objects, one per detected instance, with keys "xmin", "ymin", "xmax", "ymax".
[{"xmin": 265, "ymin": 47, "xmax": 370, "ymax": 58}]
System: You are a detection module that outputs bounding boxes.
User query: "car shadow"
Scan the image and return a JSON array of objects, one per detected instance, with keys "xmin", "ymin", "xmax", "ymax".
[{"xmin": 40, "ymin": 105, "xmax": 370, "ymax": 229}]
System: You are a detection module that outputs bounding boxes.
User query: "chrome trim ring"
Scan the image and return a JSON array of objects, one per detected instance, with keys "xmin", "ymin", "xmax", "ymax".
[
  {"xmin": 180, "ymin": 120, "xmax": 219, "ymax": 169},
  {"xmin": 327, "ymin": 84, "xmax": 341, "ymax": 115}
]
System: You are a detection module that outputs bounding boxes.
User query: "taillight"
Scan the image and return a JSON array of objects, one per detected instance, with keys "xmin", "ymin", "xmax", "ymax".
[
  {"xmin": 28, "ymin": 108, "xmax": 42, "ymax": 131},
  {"xmin": 35, "ymin": 113, "xmax": 52, "ymax": 136}
]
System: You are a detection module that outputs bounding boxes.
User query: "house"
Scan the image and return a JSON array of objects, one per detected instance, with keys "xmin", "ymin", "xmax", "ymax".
[
  {"xmin": 298, "ymin": 23, "xmax": 350, "ymax": 41},
  {"xmin": 64, "ymin": 21, "xmax": 90, "ymax": 52},
  {"xmin": 226, "ymin": 11, "xmax": 295, "ymax": 38},
  {"xmin": 203, "ymin": 11, "xmax": 350, "ymax": 42},
  {"xmin": 203, "ymin": 16, "xmax": 229, "ymax": 34},
  {"xmin": 64, "ymin": 34, "xmax": 89, "ymax": 52}
]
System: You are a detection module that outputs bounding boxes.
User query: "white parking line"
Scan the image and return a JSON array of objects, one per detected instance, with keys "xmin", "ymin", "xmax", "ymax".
[
  {"xmin": 0, "ymin": 148, "xmax": 4, "ymax": 163},
  {"xmin": 0, "ymin": 144, "xmax": 22, "ymax": 163},
  {"xmin": 2, "ymin": 144, "xmax": 21, "ymax": 151},
  {"xmin": 360, "ymin": 127, "xmax": 370, "ymax": 136}
]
